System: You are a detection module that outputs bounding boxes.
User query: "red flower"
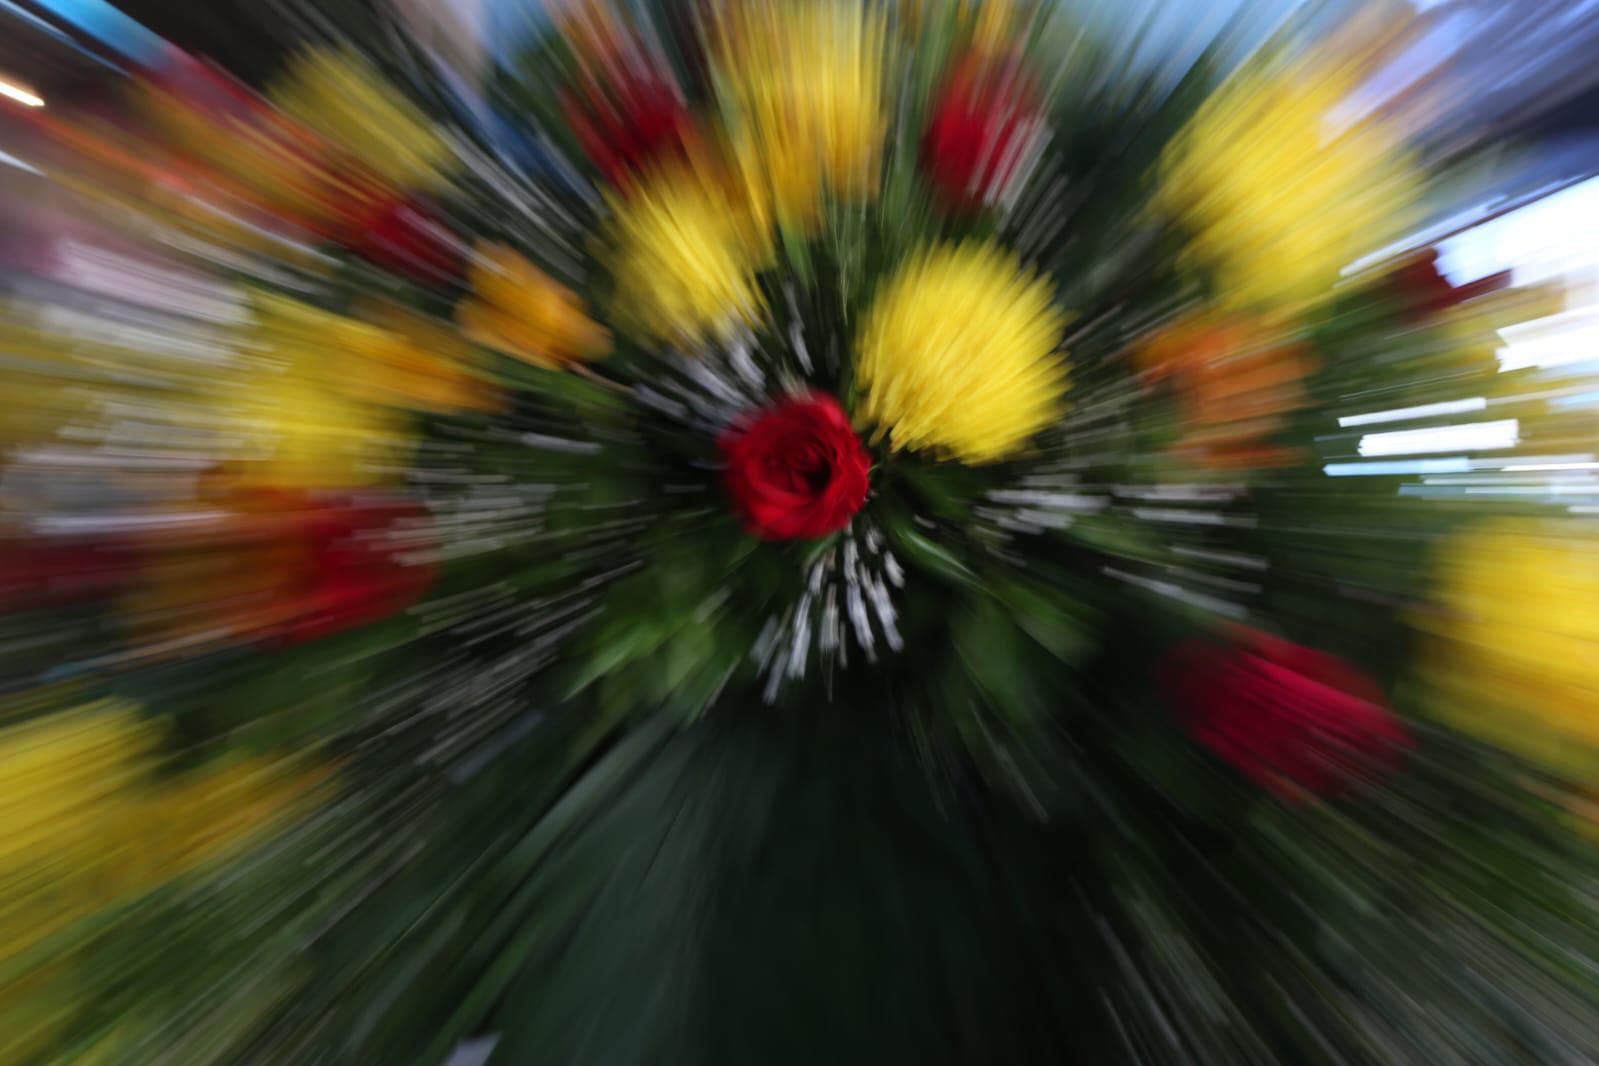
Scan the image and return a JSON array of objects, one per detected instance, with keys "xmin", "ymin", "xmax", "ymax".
[
  {"xmin": 344, "ymin": 193, "xmax": 464, "ymax": 286},
  {"xmin": 1162, "ymin": 629, "xmax": 1410, "ymax": 799},
  {"xmin": 0, "ymin": 536, "xmax": 137, "ymax": 612},
  {"xmin": 720, "ymin": 394, "xmax": 870, "ymax": 541},
  {"xmin": 268, "ymin": 492, "xmax": 438, "ymax": 645},
  {"xmin": 922, "ymin": 55, "xmax": 1041, "ymax": 210},
  {"xmin": 564, "ymin": 68, "xmax": 692, "ymax": 189},
  {"xmin": 1388, "ymin": 249, "xmax": 1508, "ymax": 321},
  {"xmin": 133, "ymin": 486, "xmax": 437, "ymax": 647}
]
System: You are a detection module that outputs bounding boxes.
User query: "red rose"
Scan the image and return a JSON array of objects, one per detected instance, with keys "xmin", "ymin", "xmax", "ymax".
[
  {"xmin": 1162, "ymin": 628, "xmax": 1410, "ymax": 799},
  {"xmin": 922, "ymin": 55, "xmax": 1041, "ymax": 210},
  {"xmin": 720, "ymin": 394, "xmax": 870, "ymax": 541}
]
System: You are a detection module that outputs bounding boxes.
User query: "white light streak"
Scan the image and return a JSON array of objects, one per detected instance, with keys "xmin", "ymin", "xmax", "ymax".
[
  {"xmin": 1324, "ymin": 458, "xmax": 1472, "ymax": 477},
  {"xmin": 0, "ymin": 78, "xmax": 44, "ymax": 107},
  {"xmin": 1496, "ymin": 310, "xmax": 1599, "ymax": 373},
  {"xmin": 1501, "ymin": 461, "xmax": 1599, "ymax": 472},
  {"xmin": 1338, "ymin": 397, "xmax": 1486, "ymax": 427},
  {"xmin": 1357, "ymin": 420, "xmax": 1518, "ymax": 457},
  {"xmin": 0, "ymin": 148, "xmax": 39, "ymax": 172},
  {"xmin": 1439, "ymin": 174, "xmax": 1599, "ymax": 288}
]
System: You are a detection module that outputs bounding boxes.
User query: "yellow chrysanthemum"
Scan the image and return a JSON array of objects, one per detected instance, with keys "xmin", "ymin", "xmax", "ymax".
[
  {"xmin": 1156, "ymin": 58, "xmax": 1417, "ymax": 312},
  {"xmin": 713, "ymin": 0, "xmax": 885, "ymax": 230},
  {"xmin": 857, "ymin": 242, "xmax": 1068, "ymax": 463},
  {"xmin": 271, "ymin": 46, "xmax": 455, "ymax": 192},
  {"xmin": 607, "ymin": 164, "xmax": 770, "ymax": 345},
  {"xmin": 459, "ymin": 243, "xmax": 612, "ymax": 367},
  {"xmin": 1414, "ymin": 520, "xmax": 1599, "ymax": 775}
]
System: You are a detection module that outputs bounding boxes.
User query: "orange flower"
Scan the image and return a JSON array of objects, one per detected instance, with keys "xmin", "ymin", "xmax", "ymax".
[
  {"xmin": 457, "ymin": 244, "xmax": 611, "ymax": 368},
  {"xmin": 352, "ymin": 303, "xmax": 503, "ymax": 415},
  {"xmin": 1135, "ymin": 314, "xmax": 1315, "ymax": 470}
]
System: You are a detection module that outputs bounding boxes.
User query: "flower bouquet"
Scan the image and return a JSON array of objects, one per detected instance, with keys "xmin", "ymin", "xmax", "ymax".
[{"xmin": 4, "ymin": 1, "xmax": 1599, "ymax": 1062}]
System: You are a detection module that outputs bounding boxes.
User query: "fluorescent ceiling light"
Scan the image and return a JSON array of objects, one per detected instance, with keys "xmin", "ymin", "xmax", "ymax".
[
  {"xmin": 1358, "ymin": 420, "xmax": 1519, "ymax": 457},
  {"xmin": 1324, "ymin": 458, "xmax": 1473, "ymax": 477},
  {"xmin": 1338, "ymin": 397, "xmax": 1486, "ymax": 427}
]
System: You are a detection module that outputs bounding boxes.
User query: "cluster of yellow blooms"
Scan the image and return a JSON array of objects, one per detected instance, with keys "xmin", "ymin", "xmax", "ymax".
[
  {"xmin": 221, "ymin": 286, "xmax": 591, "ymax": 489},
  {"xmin": 1415, "ymin": 521, "xmax": 1599, "ymax": 777},
  {"xmin": 603, "ymin": 0, "xmax": 885, "ymax": 345},
  {"xmin": 496, "ymin": 12, "xmax": 1414, "ymax": 468},
  {"xmin": 235, "ymin": 240, "xmax": 623, "ymax": 485},
  {"xmin": 595, "ymin": 2, "xmax": 1071, "ymax": 462},
  {"xmin": 226, "ymin": 295, "xmax": 447, "ymax": 490},
  {"xmin": 0, "ymin": 698, "xmax": 328, "ymax": 1061}
]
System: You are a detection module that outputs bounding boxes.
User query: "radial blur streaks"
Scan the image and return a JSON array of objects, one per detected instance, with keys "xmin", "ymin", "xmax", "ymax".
[{"xmin": 4, "ymin": 0, "xmax": 1599, "ymax": 1063}]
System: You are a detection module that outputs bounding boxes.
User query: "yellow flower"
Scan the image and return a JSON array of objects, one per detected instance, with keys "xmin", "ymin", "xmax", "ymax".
[
  {"xmin": 271, "ymin": 46, "xmax": 455, "ymax": 192},
  {"xmin": 233, "ymin": 375, "xmax": 410, "ymax": 489},
  {"xmin": 857, "ymin": 241, "xmax": 1068, "ymax": 463},
  {"xmin": 606, "ymin": 164, "xmax": 770, "ymax": 345},
  {"xmin": 256, "ymin": 294, "xmax": 500, "ymax": 415},
  {"xmin": 0, "ymin": 698, "xmax": 329, "ymax": 1060},
  {"xmin": 0, "ymin": 701, "xmax": 161, "ymax": 920},
  {"xmin": 0, "ymin": 700, "xmax": 329, "ymax": 959},
  {"xmin": 713, "ymin": 0, "xmax": 886, "ymax": 230},
  {"xmin": 220, "ymin": 295, "xmax": 416, "ymax": 489},
  {"xmin": 1156, "ymin": 58, "xmax": 1417, "ymax": 312},
  {"xmin": 1415, "ymin": 520, "xmax": 1599, "ymax": 775},
  {"xmin": 459, "ymin": 244, "xmax": 612, "ymax": 367},
  {"xmin": 353, "ymin": 304, "xmax": 504, "ymax": 414}
]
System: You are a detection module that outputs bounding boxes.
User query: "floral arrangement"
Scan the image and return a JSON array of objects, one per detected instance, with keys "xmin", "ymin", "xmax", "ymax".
[{"xmin": 4, "ymin": 1, "xmax": 1599, "ymax": 1062}]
